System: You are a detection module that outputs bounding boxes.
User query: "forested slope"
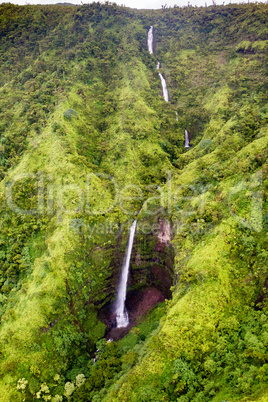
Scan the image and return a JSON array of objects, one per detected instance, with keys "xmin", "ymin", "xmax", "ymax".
[{"xmin": 0, "ymin": 2, "xmax": 267, "ymax": 401}]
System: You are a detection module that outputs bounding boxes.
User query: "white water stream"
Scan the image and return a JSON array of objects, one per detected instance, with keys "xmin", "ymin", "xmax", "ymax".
[
  {"xmin": 115, "ymin": 220, "xmax": 137, "ymax": 328},
  {"xmin": 185, "ymin": 129, "xmax": 190, "ymax": 149},
  {"xmin": 148, "ymin": 26, "xmax": 154, "ymax": 54},
  {"xmin": 158, "ymin": 71, "xmax": 169, "ymax": 102},
  {"xmin": 148, "ymin": 28, "xmax": 169, "ymax": 103},
  {"xmin": 148, "ymin": 29, "xmax": 190, "ymax": 153}
]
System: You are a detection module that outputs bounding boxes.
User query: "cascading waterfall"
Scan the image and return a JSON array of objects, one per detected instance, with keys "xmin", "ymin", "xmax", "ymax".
[
  {"xmin": 148, "ymin": 26, "xmax": 154, "ymax": 54},
  {"xmin": 185, "ymin": 129, "xmax": 190, "ymax": 149},
  {"xmin": 158, "ymin": 71, "xmax": 169, "ymax": 102},
  {"xmin": 148, "ymin": 27, "xmax": 188, "ymax": 147},
  {"xmin": 115, "ymin": 220, "xmax": 137, "ymax": 328},
  {"xmin": 148, "ymin": 28, "xmax": 169, "ymax": 103}
]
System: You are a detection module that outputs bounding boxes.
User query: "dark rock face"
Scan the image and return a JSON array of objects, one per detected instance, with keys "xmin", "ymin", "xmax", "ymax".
[
  {"xmin": 127, "ymin": 287, "xmax": 166, "ymax": 321},
  {"xmin": 99, "ymin": 217, "xmax": 174, "ymax": 340}
]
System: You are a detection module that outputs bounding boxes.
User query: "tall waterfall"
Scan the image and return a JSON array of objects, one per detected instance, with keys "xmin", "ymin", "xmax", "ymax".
[
  {"xmin": 185, "ymin": 129, "xmax": 190, "ymax": 149},
  {"xmin": 115, "ymin": 220, "xmax": 137, "ymax": 328},
  {"xmin": 148, "ymin": 28, "xmax": 169, "ymax": 103},
  {"xmin": 157, "ymin": 61, "xmax": 169, "ymax": 102},
  {"xmin": 158, "ymin": 72, "xmax": 169, "ymax": 102},
  {"xmin": 148, "ymin": 26, "xmax": 154, "ymax": 54}
]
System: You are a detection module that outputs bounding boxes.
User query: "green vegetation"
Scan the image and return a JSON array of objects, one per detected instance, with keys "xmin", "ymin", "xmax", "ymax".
[{"xmin": 0, "ymin": 2, "xmax": 267, "ymax": 401}]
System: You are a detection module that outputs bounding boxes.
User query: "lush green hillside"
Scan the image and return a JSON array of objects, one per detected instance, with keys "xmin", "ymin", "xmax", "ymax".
[{"xmin": 0, "ymin": 2, "xmax": 267, "ymax": 401}]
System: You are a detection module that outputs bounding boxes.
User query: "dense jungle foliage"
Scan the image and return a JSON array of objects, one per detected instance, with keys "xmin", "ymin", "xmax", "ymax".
[{"xmin": 0, "ymin": 1, "xmax": 267, "ymax": 401}]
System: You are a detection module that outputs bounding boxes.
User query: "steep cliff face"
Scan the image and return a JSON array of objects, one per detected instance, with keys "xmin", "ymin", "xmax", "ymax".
[{"xmin": 99, "ymin": 217, "xmax": 174, "ymax": 338}]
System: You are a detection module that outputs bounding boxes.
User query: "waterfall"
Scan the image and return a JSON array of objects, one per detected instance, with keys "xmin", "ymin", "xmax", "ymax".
[
  {"xmin": 156, "ymin": 61, "xmax": 169, "ymax": 102},
  {"xmin": 185, "ymin": 129, "xmax": 190, "ymax": 149},
  {"xmin": 115, "ymin": 220, "xmax": 137, "ymax": 328},
  {"xmin": 148, "ymin": 26, "xmax": 154, "ymax": 54},
  {"xmin": 148, "ymin": 28, "xmax": 169, "ymax": 103},
  {"xmin": 158, "ymin": 72, "xmax": 169, "ymax": 102}
]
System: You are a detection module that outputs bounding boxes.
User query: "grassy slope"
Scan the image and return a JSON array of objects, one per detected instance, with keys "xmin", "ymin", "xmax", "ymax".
[
  {"xmin": 0, "ymin": 4, "xmax": 173, "ymax": 400},
  {"xmin": 0, "ymin": 2, "xmax": 267, "ymax": 401},
  {"xmin": 100, "ymin": 5, "xmax": 268, "ymax": 402}
]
